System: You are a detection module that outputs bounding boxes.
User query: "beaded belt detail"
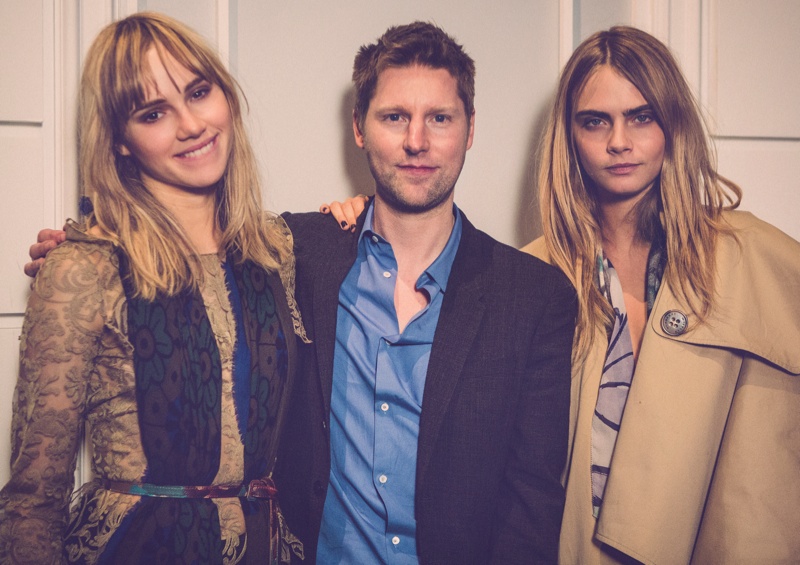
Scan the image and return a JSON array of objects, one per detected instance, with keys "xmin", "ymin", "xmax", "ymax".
[{"xmin": 101, "ymin": 477, "xmax": 278, "ymax": 500}]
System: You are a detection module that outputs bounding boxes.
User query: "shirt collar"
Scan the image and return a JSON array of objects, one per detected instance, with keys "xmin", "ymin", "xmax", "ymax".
[{"xmin": 359, "ymin": 203, "xmax": 463, "ymax": 293}]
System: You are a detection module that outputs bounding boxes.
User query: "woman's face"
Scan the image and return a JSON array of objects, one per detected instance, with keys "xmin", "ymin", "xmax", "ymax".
[
  {"xmin": 571, "ymin": 65, "xmax": 665, "ymax": 206},
  {"xmin": 118, "ymin": 47, "xmax": 232, "ymax": 199}
]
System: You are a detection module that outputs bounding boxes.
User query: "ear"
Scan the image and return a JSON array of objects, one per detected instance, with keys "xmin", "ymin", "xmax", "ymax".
[
  {"xmin": 465, "ymin": 109, "xmax": 475, "ymax": 150},
  {"xmin": 116, "ymin": 142, "xmax": 132, "ymax": 157},
  {"xmin": 352, "ymin": 110, "xmax": 365, "ymax": 149}
]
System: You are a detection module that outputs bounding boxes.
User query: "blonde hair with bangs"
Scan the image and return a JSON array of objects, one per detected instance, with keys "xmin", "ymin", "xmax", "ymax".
[
  {"xmin": 79, "ymin": 12, "xmax": 290, "ymax": 299},
  {"xmin": 539, "ymin": 26, "xmax": 742, "ymax": 358}
]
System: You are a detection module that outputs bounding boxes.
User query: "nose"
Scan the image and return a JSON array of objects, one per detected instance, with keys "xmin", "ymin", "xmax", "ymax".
[
  {"xmin": 607, "ymin": 122, "xmax": 631, "ymax": 154},
  {"xmin": 177, "ymin": 108, "xmax": 205, "ymax": 140},
  {"xmin": 403, "ymin": 118, "xmax": 430, "ymax": 155}
]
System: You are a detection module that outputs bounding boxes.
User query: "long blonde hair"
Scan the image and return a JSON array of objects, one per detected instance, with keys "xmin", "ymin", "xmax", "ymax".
[
  {"xmin": 79, "ymin": 12, "xmax": 290, "ymax": 299},
  {"xmin": 538, "ymin": 26, "xmax": 741, "ymax": 358}
]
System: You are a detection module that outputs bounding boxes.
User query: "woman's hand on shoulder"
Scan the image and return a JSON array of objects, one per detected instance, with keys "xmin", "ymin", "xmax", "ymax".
[{"xmin": 319, "ymin": 194, "xmax": 371, "ymax": 233}]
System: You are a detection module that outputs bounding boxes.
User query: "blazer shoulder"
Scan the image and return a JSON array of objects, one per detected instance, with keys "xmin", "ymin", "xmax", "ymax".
[
  {"xmin": 281, "ymin": 210, "xmax": 360, "ymax": 257},
  {"xmin": 462, "ymin": 223, "xmax": 572, "ymax": 294},
  {"xmin": 281, "ymin": 211, "xmax": 338, "ymax": 239}
]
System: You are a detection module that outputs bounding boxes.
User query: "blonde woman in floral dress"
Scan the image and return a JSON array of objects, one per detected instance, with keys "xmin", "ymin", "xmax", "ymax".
[{"xmin": 0, "ymin": 13, "xmax": 306, "ymax": 564}]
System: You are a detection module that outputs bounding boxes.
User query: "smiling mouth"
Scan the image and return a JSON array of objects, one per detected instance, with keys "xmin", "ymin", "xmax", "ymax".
[{"xmin": 178, "ymin": 136, "xmax": 217, "ymax": 159}]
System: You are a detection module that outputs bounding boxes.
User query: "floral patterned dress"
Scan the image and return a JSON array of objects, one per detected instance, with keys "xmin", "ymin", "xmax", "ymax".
[{"xmin": 0, "ymin": 229, "xmax": 305, "ymax": 565}]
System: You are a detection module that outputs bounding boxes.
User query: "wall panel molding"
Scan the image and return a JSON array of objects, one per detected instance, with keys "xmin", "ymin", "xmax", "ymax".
[
  {"xmin": 558, "ymin": 0, "xmax": 574, "ymax": 69},
  {"xmin": 215, "ymin": 0, "xmax": 231, "ymax": 67}
]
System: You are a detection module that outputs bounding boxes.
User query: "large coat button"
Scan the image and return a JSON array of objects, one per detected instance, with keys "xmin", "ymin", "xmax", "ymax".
[{"xmin": 661, "ymin": 310, "xmax": 688, "ymax": 336}]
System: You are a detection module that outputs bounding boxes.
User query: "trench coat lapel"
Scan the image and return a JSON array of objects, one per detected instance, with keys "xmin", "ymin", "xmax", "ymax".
[{"xmin": 648, "ymin": 216, "xmax": 800, "ymax": 374}]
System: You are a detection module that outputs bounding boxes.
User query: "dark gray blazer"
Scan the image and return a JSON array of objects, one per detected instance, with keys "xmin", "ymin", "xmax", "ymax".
[{"xmin": 275, "ymin": 206, "xmax": 576, "ymax": 564}]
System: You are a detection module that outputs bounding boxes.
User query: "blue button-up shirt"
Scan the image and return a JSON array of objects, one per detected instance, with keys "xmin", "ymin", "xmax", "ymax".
[{"xmin": 316, "ymin": 205, "xmax": 463, "ymax": 564}]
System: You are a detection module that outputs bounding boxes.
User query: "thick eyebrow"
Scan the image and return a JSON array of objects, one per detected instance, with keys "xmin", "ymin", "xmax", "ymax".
[
  {"xmin": 371, "ymin": 105, "xmax": 406, "ymax": 115},
  {"xmin": 574, "ymin": 104, "xmax": 653, "ymax": 121},
  {"xmin": 622, "ymin": 104, "xmax": 653, "ymax": 117},
  {"xmin": 131, "ymin": 76, "xmax": 207, "ymax": 116},
  {"xmin": 370, "ymin": 104, "xmax": 462, "ymax": 116}
]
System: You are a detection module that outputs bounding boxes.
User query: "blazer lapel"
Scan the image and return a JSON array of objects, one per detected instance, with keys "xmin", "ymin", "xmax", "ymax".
[
  {"xmin": 416, "ymin": 217, "xmax": 487, "ymax": 483},
  {"xmin": 311, "ymin": 212, "xmax": 366, "ymax": 417}
]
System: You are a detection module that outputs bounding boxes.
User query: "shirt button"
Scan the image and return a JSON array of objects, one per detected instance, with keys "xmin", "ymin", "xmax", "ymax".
[
  {"xmin": 379, "ymin": 474, "xmax": 388, "ymax": 484},
  {"xmin": 380, "ymin": 402, "xmax": 389, "ymax": 412},
  {"xmin": 383, "ymin": 271, "xmax": 391, "ymax": 278},
  {"xmin": 372, "ymin": 235, "xmax": 379, "ymax": 243},
  {"xmin": 392, "ymin": 536, "xmax": 400, "ymax": 545}
]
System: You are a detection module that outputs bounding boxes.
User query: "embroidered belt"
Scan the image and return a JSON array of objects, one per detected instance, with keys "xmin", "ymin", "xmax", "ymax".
[{"xmin": 100, "ymin": 477, "xmax": 278, "ymax": 500}]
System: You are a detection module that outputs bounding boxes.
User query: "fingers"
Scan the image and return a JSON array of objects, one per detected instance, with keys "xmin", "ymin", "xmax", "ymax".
[
  {"xmin": 29, "ymin": 238, "xmax": 60, "ymax": 262},
  {"xmin": 25, "ymin": 228, "xmax": 67, "ymax": 278},
  {"xmin": 327, "ymin": 202, "xmax": 353, "ymax": 231},
  {"xmin": 23, "ymin": 258, "xmax": 46, "ymax": 278},
  {"xmin": 341, "ymin": 196, "xmax": 370, "ymax": 228},
  {"xmin": 37, "ymin": 228, "xmax": 66, "ymax": 244},
  {"xmin": 351, "ymin": 194, "xmax": 370, "ymax": 219},
  {"xmin": 322, "ymin": 195, "xmax": 372, "ymax": 232}
]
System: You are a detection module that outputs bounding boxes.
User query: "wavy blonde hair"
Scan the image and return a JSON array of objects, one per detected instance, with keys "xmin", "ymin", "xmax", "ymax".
[
  {"xmin": 538, "ymin": 26, "xmax": 741, "ymax": 358},
  {"xmin": 79, "ymin": 12, "xmax": 290, "ymax": 299}
]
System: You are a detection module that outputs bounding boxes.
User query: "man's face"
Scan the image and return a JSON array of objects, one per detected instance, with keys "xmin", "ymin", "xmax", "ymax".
[{"xmin": 354, "ymin": 64, "xmax": 474, "ymax": 214}]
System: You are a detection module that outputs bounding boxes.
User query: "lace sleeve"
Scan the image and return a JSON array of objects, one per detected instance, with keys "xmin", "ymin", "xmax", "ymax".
[
  {"xmin": 273, "ymin": 216, "xmax": 310, "ymax": 344},
  {"xmin": 0, "ymin": 242, "xmax": 114, "ymax": 564}
]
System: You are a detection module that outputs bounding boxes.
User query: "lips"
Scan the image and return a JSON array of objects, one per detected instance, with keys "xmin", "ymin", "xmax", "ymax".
[
  {"xmin": 177, "ymin": 135, "xmax": 217, "ymax": 159},
  {"xmin": 397, "ymin": 164, "xmax": 437, "ymax": 173},
  {"xmin": 605, "ymin": 163, "xmax": 639, "ymax": 175}
]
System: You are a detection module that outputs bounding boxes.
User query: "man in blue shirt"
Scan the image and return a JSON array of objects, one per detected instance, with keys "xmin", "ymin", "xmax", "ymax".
[{"xmin": 278, "ymin": 22, "xmax": 576, "ymax": 564}]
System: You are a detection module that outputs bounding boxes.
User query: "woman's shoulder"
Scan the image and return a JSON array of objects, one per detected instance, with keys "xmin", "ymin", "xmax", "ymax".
[
  {"xmin": 34, "ymin": 224, "xmax": 120, "ymax": 296},
  {"xmin": 702, "ymin": 211, "xmax": 800, "ymax": 373},
  {"xmin": 720, "ymin": 210, "xmax": 800, "ymax": 261}
]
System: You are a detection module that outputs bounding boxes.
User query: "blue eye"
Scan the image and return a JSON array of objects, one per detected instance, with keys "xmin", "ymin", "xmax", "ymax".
[{"xmin": 387, "ymin": 114, "xmax": 401, "ymax": 121}]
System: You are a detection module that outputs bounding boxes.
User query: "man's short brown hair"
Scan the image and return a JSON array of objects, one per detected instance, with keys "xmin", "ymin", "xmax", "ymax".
[{"xmin": 352, "ymin": 22, "xmax": 476, "ymax": 131}]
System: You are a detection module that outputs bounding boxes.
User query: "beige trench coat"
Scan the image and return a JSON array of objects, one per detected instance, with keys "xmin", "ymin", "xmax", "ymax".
[{"xmin": 523, "ymin": 211, "xmax": 800, "ymax": 564}]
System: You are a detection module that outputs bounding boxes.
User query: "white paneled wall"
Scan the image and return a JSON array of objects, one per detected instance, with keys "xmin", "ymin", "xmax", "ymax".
[
  {"xmin": 706, "ymin": 0, "xmax": 800, "ymax": 239},
  {"xmin": 710, "ymin": 0, "xmax": 800, "ymax": 138},
  {"xmin": 0, "ymin": 0, "xmax": 51, "ymax": 316},
  {"xmin": 1, "ymin": 0, "xmax": 798, "ymax": 488},
  {"xmin": 1, "ymin": 0, "xmax": 56, "ymax": 483}
]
